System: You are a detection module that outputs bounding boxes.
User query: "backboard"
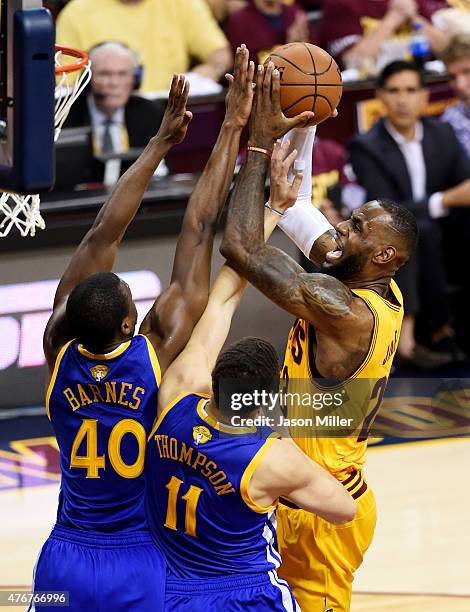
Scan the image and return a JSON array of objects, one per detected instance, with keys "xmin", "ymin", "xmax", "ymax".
[{"xmin": 0, "ymin": 0, "xmax": 54, "ymax": 194}]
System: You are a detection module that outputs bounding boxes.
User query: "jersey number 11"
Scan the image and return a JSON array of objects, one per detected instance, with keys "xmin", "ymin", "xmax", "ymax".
[{"xmin": 165, "ymin": 476, "xmax": 203, "ymax": 538}]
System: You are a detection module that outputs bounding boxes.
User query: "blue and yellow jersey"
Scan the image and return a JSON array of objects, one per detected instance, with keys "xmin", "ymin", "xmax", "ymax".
[
  {"xmin": 145, "ymin": 393, "xmax": 280, "ymax": 578},
  {"xmin": 46, "ymin": 334, "xmax": 161, "ymax": 532}
]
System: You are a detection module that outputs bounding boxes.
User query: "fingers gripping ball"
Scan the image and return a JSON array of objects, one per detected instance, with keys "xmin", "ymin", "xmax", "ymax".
[{"xmin": 265, "ymin": 43, "xmax": 343, "ymax": 125}]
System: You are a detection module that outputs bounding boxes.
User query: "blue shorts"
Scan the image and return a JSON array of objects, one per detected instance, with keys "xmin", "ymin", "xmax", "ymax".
[
  {"xmin": 165, "ymin": 571, "xmax": 299, "ymax": 611},
  {"xmin": 30, "ymin": 524, "xmax": 166, "ymax": 611}
]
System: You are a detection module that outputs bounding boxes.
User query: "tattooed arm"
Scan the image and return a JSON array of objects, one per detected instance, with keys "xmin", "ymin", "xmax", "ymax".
[
  {"xmin": 221, "ymin": 63, "xmax": 364, "ymax": 336},
  {"xmin": 222, "ymin": 150, "xmax": 358, "ymax": 334}
]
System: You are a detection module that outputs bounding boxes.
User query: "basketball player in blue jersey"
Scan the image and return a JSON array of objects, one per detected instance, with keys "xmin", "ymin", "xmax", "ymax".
[
  {"xmin": 145, "ymin": 140, "xmax": 356, "ymax": 611},
  {"xmin": 31, "ymin": 47, "xmax": 256, "ymax": 612}
]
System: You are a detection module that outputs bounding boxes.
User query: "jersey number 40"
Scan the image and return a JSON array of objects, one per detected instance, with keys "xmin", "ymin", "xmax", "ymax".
[{"xmin": 70, "ymin": 418, "xmax": 146, "ymax": 478}]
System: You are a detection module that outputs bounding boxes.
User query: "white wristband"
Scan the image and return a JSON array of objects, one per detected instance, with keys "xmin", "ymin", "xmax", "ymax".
[
  {"xmin": 275, "ymin": 125, "xmax": 333, "ymax": 258},
  {"xmin": 277, "ymin": 198, "xmax": 334, "ymax": 258}
]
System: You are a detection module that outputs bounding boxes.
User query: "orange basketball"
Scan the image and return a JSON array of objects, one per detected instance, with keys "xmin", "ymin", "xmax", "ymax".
[{"xmin": 265, "ymin": 43, "xmax": 343, "ymax": 125}]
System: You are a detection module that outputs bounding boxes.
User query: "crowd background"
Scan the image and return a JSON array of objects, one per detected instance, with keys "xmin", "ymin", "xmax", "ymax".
[{"xmin": 46, "ymin": 0, "xmax": 470, "ymax": 371}]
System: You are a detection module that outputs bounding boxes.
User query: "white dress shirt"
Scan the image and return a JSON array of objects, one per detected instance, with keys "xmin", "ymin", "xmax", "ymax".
[
  {"xmin": 87, "ymin": 96, "xmax": 125, "ymax": 154},
  {"xmin": 384, "ymin": 120, "xmax": 448, "ymax": 219}
]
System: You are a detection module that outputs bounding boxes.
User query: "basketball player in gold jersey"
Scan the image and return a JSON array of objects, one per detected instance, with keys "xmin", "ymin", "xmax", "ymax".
[{"xmin": 222, "ymin": 61, "xmax": 418, "ymax": 612}]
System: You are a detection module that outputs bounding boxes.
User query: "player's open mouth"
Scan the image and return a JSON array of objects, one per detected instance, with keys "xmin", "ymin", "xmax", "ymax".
[
  {"xmin": 325, "ymin": 248, "xmax": 343, "ymax": 262},
  {"xmin": 325, "ymin": 236, "xmax": 343, "ymax": 263}
]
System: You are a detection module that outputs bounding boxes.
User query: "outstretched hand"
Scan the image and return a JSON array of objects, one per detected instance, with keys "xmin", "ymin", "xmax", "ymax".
[
  {"xmin": 225, "ymin": 44, "xmax": 255, "ymax": 130},
  {"xmin": 249, "ymin": 62, "xmax": 315, "ymax": 149},
  {"xmin": 269, "ymin": 140, "xmax": 303, "ymax": 214},
  {"xmin": 156, "ymin": 74, "xmax": 193, "ymax": 145}
]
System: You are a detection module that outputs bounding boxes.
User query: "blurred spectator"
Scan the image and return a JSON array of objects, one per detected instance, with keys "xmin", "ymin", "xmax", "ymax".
[
  {"xmin": 204, "ymin": 0, "xmax": 250, "ymax": 21},
  {"xmin": 226, "ymin": 0, "xmax": 250, "ymax": 14},
  {"xmin": 432, "ymin": 1, "xmax": 470, "ymax": 37},
  {"xmin": 426, "ymin": 0, "xmax": 448, "ymax": 10},
  {"xmin": 349, "ymin": 61, "xmax": 470, "ymax": 367},
  {"xmin": 56, "ymin": 0, "xmax": 231, "ymax": 93},
  {"xmin": 60, "ymin": 42, "xmax": 165, "ymax": 185},
  {"xmin": 441, "ymin": 35, "xmax": 470, "ymax": 159},
  {"xmin": 225, "ymin": 0, "xmax": 309, "ymax": 64},
  {"xmin": 319, "ymin": 0, "xmax": 449, "ymax": 75},
  {"xmin": 205, "ymin": 0, "xmax": 229, "ymax": 21},
  {"xmin": 312, "ymin": 138, "xmax": 349, "ymax": 203}
]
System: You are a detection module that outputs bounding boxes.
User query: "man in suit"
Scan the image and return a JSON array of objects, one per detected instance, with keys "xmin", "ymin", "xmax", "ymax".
[
  {"xmin": 349, "ymin": 60, "xmax": 470, "ymax": 366},
  {"xmin": 59, "ymin": 41, "xmax": 165, "ymax": 186}
]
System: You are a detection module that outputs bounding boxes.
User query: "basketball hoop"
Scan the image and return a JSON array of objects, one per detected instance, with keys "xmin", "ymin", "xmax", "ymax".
[
  {"xmin": 54, "ymin": 45, "xmax": 91, "ymax": 141},
  {"xmin": 0, "ymin": 45, "xmax": 91, "ymax": 238}
]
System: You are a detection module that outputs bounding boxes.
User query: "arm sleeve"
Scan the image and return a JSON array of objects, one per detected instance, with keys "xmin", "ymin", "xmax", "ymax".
[
  {"xmin": 286, "ymin": 126, "xmax": 316, "ymax": 203},
  {"xmin": 276, "ymin": 126, "xmax": 335, "ymax": 258},
  {"xmin": 183, "ymin": 0, "xmax": 229, "ymax": 61}
]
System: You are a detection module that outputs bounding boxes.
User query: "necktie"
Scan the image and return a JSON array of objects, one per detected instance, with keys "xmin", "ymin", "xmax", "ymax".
[{"xmin": 101, "ymin": 119, "xmax": 114, "ymax": 154}]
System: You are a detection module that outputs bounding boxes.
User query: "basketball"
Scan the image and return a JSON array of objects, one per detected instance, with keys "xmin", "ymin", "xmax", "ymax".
[{"xmin": 265, "ymin": 43, "xmax": 343, "ymax": 125}]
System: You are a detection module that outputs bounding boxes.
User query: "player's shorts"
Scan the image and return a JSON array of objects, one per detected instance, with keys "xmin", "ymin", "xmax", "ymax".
[
  {"xmin": 277, "ymin": 481, "xmax": 377, "ymax": 612},
  {"xmin": 29, "ymin": 524, "xmax": 166, "ymax": 612},
  {"xmin": 165, "ymin": 570, "xmax": 300, "ymax": 611}
]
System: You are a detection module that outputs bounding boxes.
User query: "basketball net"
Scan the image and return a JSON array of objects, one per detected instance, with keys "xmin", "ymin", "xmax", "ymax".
[{"xmin": 0, "ymin": 45, "xmax": 91, "ymax": 238}]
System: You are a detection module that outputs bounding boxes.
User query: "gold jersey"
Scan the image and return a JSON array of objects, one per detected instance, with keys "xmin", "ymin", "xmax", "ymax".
[{"xmin": 281, "ymin": 279, "xmax": 403, "ymax": 477}]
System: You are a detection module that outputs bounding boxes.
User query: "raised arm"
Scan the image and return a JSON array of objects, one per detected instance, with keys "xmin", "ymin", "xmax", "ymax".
[
  {"xmin": 221, "ymin": 64, "xmax": 359, "ymax": 336},
  {"xmin": 43, "ymin": 75, "xmax": 192, "ymax": 368},
  {"xmin": 139, "ymin": 46, "xmax": 255, "ymax": 374},
  {"xmin": 274, "ymin": 126, "xmax": 338, "ymax": 266},
  {"xmin": 158, "ymin": 142, "xmax": 303, "ymax": 410}
]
